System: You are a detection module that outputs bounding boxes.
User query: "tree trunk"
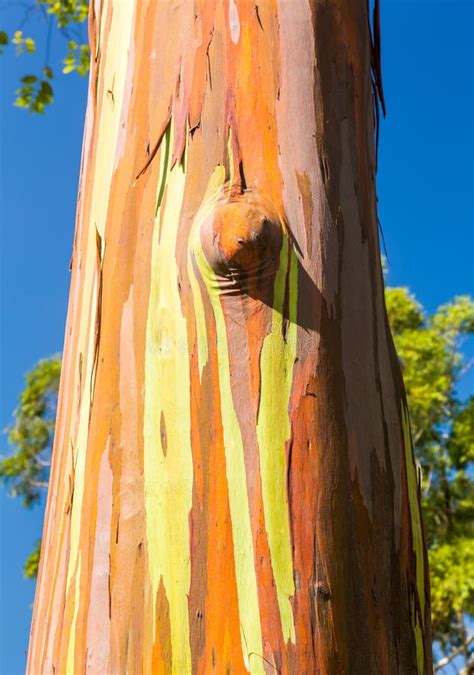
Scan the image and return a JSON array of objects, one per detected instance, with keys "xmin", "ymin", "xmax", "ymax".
[{"xmin": 28, "ymin": 1, "xmax": 432, "ymax": 672}]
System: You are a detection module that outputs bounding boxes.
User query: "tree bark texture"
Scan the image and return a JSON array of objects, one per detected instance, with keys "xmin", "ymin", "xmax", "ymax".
[{"xmin": 28, "ymin": 1, "xmax": 432, "ymax": 673}]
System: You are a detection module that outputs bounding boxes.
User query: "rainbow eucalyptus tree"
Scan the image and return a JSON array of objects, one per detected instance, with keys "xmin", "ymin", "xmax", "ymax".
[{"xmin": 28, "ymin": 1, "xmax": 432, "ymax": 672}]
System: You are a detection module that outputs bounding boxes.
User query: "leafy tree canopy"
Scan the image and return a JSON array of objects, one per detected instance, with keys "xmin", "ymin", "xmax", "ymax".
[
  {"xmin": 0, "ymin": 355, "xmax": 60, "ymax": 507},
  {"xmin": 1, "ymin": 0, "xmax": 89, "ymax": 112},
  {"xmin": 386, "ymin": 288, "xmax": 474, "ymax": 666},
  {"xmin": 0, "ymin": 355, "xmax": 60, "ymax": 580}
]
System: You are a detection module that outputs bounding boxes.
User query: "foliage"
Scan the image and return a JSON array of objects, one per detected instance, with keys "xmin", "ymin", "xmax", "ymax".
[
  {"xmin": 15, "ymin": 69, "xmax": 53, "ymax": 113},
  {"xmin": 0, "ymin": 355, "xmax": 61, "ymax": 578},
  {"xmin": 1, "ymin": 0, "xmax": 89, "ymax": 113},
  {"xmin": 0, "ymin": 355, "xmax": 60, "ymax": 507},
  {"xmin": 24, "ymin": 540, "xmax": 41, "ymax": 579},
  {"xmin": 430, "ymin": 538, "xmax": 474, "ymax": 645},
  {"xmin": 38, "ymin": 0, "xmax": 88, "ymax": 27},
  {"xmin": 386, "ymin": 287, "xmax": 474, "ymax": 665},
  {"xmin": 62, "ymin": 39, "xmax": 89, "ymax": 75},
  {"xmin": 0, "ymin": 30, "xmax": 9, "ymax": 53},
  {"xmin": 12, "ymin": 30, "xmax": 36, "ymax": 55}
]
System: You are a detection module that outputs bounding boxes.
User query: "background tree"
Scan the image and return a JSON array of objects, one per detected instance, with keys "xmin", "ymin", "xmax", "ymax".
[
  {"xmin": 386, "ymin": 288, "xmax": 474, "ymax": 671},
  {"xmin": 0, "ymin": 356, "xmax": 60, "ymax": 577}
]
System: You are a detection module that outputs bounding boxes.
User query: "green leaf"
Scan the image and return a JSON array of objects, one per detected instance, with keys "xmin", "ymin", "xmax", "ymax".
[
  {"xmin": 40, "ymin": 80, "xmax": 53, "ymax": 96},
  {"xmin": 62, "ymin": 41, "xmax": 90, "ymax": 76},
  {"xmin": 24, "ymin": 541, "xmax": 41, "ymax": 579},
  {"xmin": 25, "ymin": 37, "xmax": 36, "ymax": 53}
]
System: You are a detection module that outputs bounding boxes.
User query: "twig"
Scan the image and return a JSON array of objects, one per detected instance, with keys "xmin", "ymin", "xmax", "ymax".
[{"xmin": 434, "ymin": 634, "xmax": 474, "ymax": 672}]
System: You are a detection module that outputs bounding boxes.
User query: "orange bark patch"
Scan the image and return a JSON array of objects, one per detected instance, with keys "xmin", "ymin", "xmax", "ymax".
[{"xmin": 151, "ymin": 577, "xmax": 172, "ymax": 674}]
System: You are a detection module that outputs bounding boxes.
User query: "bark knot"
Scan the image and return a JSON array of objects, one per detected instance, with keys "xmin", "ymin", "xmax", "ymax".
[
  {"xmin": 199, "ymin": 192, "xmax": 283, "ymax": 291},
  {"xmin": 316, "ymin": 581, "xmax": 331, "ymax": 602}
]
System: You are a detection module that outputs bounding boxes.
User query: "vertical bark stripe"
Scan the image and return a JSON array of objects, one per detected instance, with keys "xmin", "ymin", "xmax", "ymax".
[
  {"xmin": 144, "ymin": 124, "xmax": 193, "ymax": 674},
  {"xmin": 63, "ymin": 273, "xmax": 98, "ymax": 669},
  {"xmin": 402, "ymin": 404, "xmax": 426, "ymax": 673},
  {"xmin": 186, "ymin": 166, "xmax": 228, "ymax": 379},
  {"xmin": 61, "ymin": 1, "xmax": 135, "ymax": 668},
  {"xmin": 256, "ymin": 237, "xmax": 297, "ymax": 644},
  {"xmin": 85, "ymin": 437, "xmax": 113, "ymax": 671},
  {"xmin": 193, "ymin": 230, "xmax": 265, "ymax": 674},
  {"xmin": 65, "ymin": 555, "xmax": 81, "ymax": 674}
]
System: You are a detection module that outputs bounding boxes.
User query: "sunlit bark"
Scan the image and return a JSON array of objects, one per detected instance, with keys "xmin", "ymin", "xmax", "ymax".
[{"xmin": 28, "ymin": 1, "xmax": 432, "ymax": 672}]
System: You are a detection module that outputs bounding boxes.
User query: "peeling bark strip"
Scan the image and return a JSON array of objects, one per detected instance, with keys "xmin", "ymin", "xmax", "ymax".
[{"xmin": 28, "ymin": 1, "xmax": 432, "ymax": 673}]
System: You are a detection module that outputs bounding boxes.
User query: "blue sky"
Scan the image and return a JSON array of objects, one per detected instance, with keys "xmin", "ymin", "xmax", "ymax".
[{"xmin": 0, "ymin": 1, "xmax": 472, "ymax": 673}]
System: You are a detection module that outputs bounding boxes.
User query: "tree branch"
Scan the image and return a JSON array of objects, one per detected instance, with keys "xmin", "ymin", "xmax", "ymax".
[
  {"xmin": 434, "ymin": 635, "xmax": 474, "ymax": 672},
  {"xmin": 24, "ymin": 478, "xmax": 49, "ymax": 490}
]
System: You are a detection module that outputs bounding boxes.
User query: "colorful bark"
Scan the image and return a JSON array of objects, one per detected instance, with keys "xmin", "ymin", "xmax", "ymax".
[{"xmin": 28, "ymin": 1, "xmax": 432, "ymax": 673}]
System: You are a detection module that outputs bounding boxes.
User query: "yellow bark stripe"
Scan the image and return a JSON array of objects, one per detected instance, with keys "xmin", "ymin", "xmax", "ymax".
[
  {"xmin": 192, "ymin": 212, "xmax": 265, "ymax": 674},
  {"xmin": 66, "ymin": 554, "xmax": 81, "ymax": 675},
  {"xmin": 91, "ymin": 0, "xmax": 135, "ymax": 241},
  {"xmin": 402, "ymin": 404, "xmax": 425, "ymax": 673},
  {"xmin": 186, "ymin": 165, "xmax": 227, "ymax": 379},
  {"xmin": 256, "ymin": 237, "xmax": 297, "ymax": 643},
  {"xmin": 143, "ymin": 123, "xmax": 193, "ymax": 674}
]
